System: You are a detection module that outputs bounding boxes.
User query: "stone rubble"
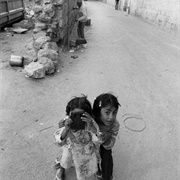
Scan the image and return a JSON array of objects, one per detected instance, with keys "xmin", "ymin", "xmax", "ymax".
[{"xmin": 23, "ymin": 0, "xmax": 77, "ymax": 79}]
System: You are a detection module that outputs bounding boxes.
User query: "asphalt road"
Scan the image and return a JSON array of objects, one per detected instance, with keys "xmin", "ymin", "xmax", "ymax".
[{"xmin": 0, "ymin": 1, "xmax": 179, "ymax": 180}]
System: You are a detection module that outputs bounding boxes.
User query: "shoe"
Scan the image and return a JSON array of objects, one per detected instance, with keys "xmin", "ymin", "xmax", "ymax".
[
  {"xmin": 95, "ymin": 170, "xmax": 102, "ymax": 179},
  {"xmin": 54, "ymin": 162, "xmax": 61, "ymax": 170},
  {"xmin": 54, "ymin": 158, "xmax": 61, "ymax": 170}
]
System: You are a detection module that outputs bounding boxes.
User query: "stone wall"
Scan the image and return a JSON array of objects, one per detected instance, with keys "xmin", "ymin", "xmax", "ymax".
[
  {"xmin": 32, "ymin": 0, "xmax": 78, "ymax": 44},
  {"xmin": 102, "ymin": 0, "xmax": 179, "ymax": 34}
]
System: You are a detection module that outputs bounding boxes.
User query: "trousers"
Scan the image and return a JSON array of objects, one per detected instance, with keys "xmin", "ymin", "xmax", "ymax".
[
  {"xmin": 100, "ymin": 145, "xmax": 113, "ymax": 180},
  {"xmin": 77, "ymin": 21, "xmax": 86, "ymax": 39}
]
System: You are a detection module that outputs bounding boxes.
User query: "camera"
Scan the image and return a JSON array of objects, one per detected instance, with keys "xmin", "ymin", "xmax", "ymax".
[{"xmin": 70, "ymin": 109, "xmax": 86, "ymax": 131}]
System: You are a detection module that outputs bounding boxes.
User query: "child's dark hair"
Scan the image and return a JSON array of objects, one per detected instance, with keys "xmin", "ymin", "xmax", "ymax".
[
  {"xmin": 66, "ymin": 95, "xmax": 93, "ymax": 116},
  {"xmin": 93, "ymin": 93, "xmax": 120, "ymax": 121}
]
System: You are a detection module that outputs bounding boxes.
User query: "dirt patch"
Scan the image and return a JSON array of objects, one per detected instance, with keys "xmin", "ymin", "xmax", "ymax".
[{"xmin": 0, "ymin": 30, "xmax": 36, "ymax": 69}]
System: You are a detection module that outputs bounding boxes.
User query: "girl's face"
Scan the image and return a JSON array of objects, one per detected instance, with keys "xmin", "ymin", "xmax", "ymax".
[{"xmin": 99, "ymin": 105, "xmax": 118, "ymax": 126}]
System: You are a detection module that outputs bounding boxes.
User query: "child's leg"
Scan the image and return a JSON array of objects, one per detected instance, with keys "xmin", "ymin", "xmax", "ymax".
[
  {"xmin": 60, "ymin": 146, "xmax": 73, "ymax": 169},
  {"xmin": 55, "ymin": 146, "xmax": 73, "ymax": 180},
  {"xmin": 54, "ymin": 167, "xmax": 65, "ymax": 180},
  {"xmin": 100, "ymin": 145, "xmax": 113, "ymax": 180}
]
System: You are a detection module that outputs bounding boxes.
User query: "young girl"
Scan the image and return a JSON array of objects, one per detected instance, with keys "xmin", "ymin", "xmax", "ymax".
[
  {"xmin": 93, "ymin": 93, "xmax": 121, "ymax": 180},
  {"xmin": 54, "ymin": 96, "xmax": 102, "ymax": 180}
]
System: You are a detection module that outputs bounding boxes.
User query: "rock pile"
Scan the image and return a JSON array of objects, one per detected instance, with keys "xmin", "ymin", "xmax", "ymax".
[
  {"xmin": 23, "ymin": 0, "xmax": 77, "ymax": 79},
  {"xmin": 24, "ymin": 32, "xmax": 59, "ymax": 78}
]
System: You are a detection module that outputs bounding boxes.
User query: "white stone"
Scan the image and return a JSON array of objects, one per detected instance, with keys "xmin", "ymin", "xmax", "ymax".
[
  {"xmin": 24, "ymin": 62, "xmax": 45, "ymax": 79},
  {"xmin": 37, "ymin": 49, "xmax": 59, "ymax": 62},
  {"xmin": 38, "ymin": 57, "xmax": 55, "ymax": 74}
]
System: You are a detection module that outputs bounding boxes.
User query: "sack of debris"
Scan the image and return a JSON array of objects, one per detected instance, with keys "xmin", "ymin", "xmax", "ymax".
[{"xmin": 24, "ymin": 62, "xmax": 45, "ymax": 79}]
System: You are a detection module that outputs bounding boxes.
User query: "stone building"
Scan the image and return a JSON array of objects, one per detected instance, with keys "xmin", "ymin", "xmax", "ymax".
[{"xmin": 101, "ymin": 0, "xmax": 179, "ymax": 34}]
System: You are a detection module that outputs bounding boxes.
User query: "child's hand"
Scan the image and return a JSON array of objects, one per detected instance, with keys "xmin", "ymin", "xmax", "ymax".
[
  {"xmin": 101, "ymin": 131, "xmax": 110, "ymax": 142},
  {"xmin": 81, "ymin": 112, "xmax": 94, "ymax": 131},
  {"xmin": 64, "ymin": 116, "xmax": 73, "ymax": 129}
]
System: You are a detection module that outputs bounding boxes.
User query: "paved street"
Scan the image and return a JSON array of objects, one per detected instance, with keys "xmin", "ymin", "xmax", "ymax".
[{"xmin": 0, "ymin": 1, "xmax": 179, "ymax": 180}]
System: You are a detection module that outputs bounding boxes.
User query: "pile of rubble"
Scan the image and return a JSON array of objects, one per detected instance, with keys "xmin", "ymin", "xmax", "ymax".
[
  {"xmin": 23, "ymin": 33, "xmax": 59, "ymax": 78},
  {"xmin": 9, "ymin": 0, "xmax": 77, "ymax": 79},
  {"xmin": 22, "ymin": 0, "xmax": 60, "ymax": 79}
]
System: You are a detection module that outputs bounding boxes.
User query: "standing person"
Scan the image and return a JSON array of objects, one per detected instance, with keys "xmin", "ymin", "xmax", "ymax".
[
  {"xmin": 54, "ymin": 95, "xmax": 102, "ymax": 180},
  {"xmin": 76, "ymin": 0, "xmax": 88, "ymax": 41},
  {"xmin": 115, "ymin": 0, "xmax": 119, "ymax": 10},
  {"xmin": 93, "ymin": 93, "xmax": 121, "ymax": 180}
]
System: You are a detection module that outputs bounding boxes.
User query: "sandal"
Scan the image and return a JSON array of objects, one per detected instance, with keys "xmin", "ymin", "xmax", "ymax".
[
  {"xmin": 95, "ymin": 170, "xmax": 102, "ymax": 179},
  {"xmin": 54, "ymin": 158, "xmax": 61, "ymax": 170}
]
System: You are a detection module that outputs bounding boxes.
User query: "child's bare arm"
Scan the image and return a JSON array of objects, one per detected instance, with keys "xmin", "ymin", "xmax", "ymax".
[
  {"xmin": 60, "ymin": 117, "xmax": 72, "ymax": 140},
  {"xmin": 54, "ymin": 117, "xmax": 72, "ymax": 146}
]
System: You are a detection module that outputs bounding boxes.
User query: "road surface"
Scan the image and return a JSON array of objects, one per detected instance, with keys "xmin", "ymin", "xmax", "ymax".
[{"xmin": 0, "ymin": 1, "xmax": 179, "ymax": 180}]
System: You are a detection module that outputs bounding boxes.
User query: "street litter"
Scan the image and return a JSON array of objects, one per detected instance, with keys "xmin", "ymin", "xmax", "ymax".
[
  {"xmin": 9, "ymin": 55, "xmax": 24, "ymax": 67},
  {"xmin": 7, "ymin": 33, "xmax": 14, "ymax": 36},
  {"xmin": 13, "ymin": 28, "xmax": 28, "ymax": 34},
  {"xmin": 70, "ymin": 49, "xmax": 75, "ymax": 53},
  {"xmin": 71, "ymin": 55, "xmax": 78, "ymax": 59},
  {"xmin": 39, "ymin": 125, "xmax": 54, "ymax": 132}
]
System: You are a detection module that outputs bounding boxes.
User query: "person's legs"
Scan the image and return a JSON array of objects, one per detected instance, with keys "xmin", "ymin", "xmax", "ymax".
[
  {"xmin": 100, "ymin": 145, "xmax": 113, "ymax": 180},
  {"xmin": 55, "ymin": 147, "xmax": 73, "ymax": 180},
  {"xmin": 61, "ymin": 146, "xmax": 73, "ymax": 169},
  {"xmin": 77, "ymin": 21, "xmax": 81, "ymax": 38},
  {"xmin": 55, "ymin": 167, "xmax": 65, "ymax": 180},
  {"xmin": 78, "ymin": 21, "xmax": 85, "ymax": 39}
]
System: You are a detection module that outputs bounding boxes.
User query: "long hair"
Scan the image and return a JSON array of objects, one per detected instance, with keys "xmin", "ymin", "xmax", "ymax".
[{"xmin": 93, "ymin": 93, "xmax": 120, "ymax": 124}]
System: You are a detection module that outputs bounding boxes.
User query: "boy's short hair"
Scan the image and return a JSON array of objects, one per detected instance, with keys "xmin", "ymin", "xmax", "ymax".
[
  {"xmin": 66, "ymin": 95, "xmax": 92, "ymax": 116},
  {"xmin": 93, "ymin": 93, "xmax": 120, "ymax": 118}
]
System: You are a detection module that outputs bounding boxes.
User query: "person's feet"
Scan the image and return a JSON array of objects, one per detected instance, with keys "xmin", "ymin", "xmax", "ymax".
[
  {"xmin": 110, "ymin": 175, "xmax": 115, "ymax": 180},
  {"xmin": 54, "ymin": 167, "xmax": 65, "ymax": 180},
  {"xmin": 95, "ymin": 170, "xmax": 102, "ymax": 179},
  {"xmin": 95, "ymin": 171, "xmax": 115, "ymax": 180},
  {"xmin": 54, "ymin": 158, "xmax": 61, "ymax": 170}
]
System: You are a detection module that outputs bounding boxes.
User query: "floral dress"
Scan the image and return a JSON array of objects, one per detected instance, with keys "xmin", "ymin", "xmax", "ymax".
[{"xmin": 54, "ymin": 120, "xmax": 102, "ymax": 180}]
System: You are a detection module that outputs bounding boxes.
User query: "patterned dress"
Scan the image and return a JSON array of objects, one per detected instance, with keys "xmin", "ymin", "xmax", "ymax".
[{"xmin": 54, "ymin": 120, "xmax": 102, "ymax": 180}]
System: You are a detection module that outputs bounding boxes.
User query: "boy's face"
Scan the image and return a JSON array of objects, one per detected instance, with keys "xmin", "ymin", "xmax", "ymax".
[{"xmin": 100, "ymin": 105, "xmax": 118, "ymax": 126}]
